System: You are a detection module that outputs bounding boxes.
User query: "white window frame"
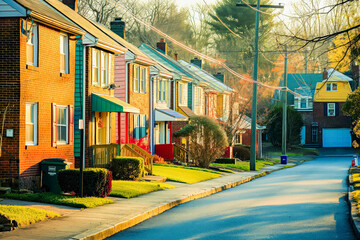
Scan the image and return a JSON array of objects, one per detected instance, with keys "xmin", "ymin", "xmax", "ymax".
[
  {"xmin": 326, "ymin": 83, "xmax": 338, "ymax": 92},
  {"xmin": 26, "ymin": 102, "xmax": 38, "ymax": 145},
  {"xmin": 327, "ymin": 103, "xmax": 336, "ymax": 116},
  {"xmin": 92, "ymin": 49, "xmax": 100, "ymax": 85},
  {"xmin": 56, "ymin": 105, "xmax": 69, "ymax": 144},
  {"xmin": 140, "ymin": 68, "xmax": 146, "ymax": 93},
  {"xmin": 179, "ymin": 83, "xmax": 184, "ymax": 106},
  {"xmin": 100, "ymin": 51, "xmax": 109, "ymax": 87},
  {"xmin": 196, "ymin": 87, "xmax": 202, "ymax": 106},
  {"xmin": 60, "ymin": 33, "xmax": 69, "ymax": 74},
  {"xmin": 26, "ymin": 23, "xmax": 38, "ymax": 67}
]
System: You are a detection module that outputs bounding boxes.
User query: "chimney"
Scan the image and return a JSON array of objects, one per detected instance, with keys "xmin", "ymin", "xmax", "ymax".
[
  {"xmin": 110, "ymin": 17, "xmax": 125, "ymax": 39},
  {"xmin": 213, "ymin": 72, "xmax": 224, "ymax": 83},
  {"xmin": 322, "ymin": 68, "xmax": 328, "ymax": 80},
  {"xmin": 157, "ymin": 39, "xmax": 167, "ymax": 54},
  {"xmin": 174, "ymin": 53, "xmax": 178, "ymax": 61},
  {"xmin": 61, "ymin": 0, "xmax": 78, "ymax": 11},
  {"xmin": 191, "ymin": 57, "xmax": 202, "ymax": 68},
  {"xmin": 352, "ymin": 63, "xmax": 359, "ymax": 89}
]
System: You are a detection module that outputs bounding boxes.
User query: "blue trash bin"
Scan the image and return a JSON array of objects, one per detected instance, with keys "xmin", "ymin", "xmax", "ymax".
[{"xmin": 280, "ymin": 155, "xmax": 287, "ymax": 165}]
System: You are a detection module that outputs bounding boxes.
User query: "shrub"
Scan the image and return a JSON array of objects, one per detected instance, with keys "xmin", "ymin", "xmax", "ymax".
[
  {"xmin": 233, "ymin": 144, "xmax": 250, "ymax": 149},
  {"xmin": 233, "ymin": 146, "xmax": 250, "ymax": 161},
  {"xmin": 214, "ymin": 158, "xmax": 236, "ymax": 164},
  {"xmin": 110, "ymin": 157, "xmax": 144, "ymax": 180},
  {"xmin": 174, "ymin": 116, "xmax": 228, "ymax": 168},
  {"xmin": 58, "ymin": 168, "xmax": 112, "ymax": 197}
]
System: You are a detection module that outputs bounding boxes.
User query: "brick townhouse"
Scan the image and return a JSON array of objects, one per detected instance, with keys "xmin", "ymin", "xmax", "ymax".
[{"xmin": 0, "ymin": 0, "xmax": 84, "ymax": 189}]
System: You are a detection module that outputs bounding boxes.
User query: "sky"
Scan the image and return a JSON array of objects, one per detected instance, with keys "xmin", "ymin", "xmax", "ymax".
[{"xmin": 175, "ymin": 0, "xmax": 296, "ymax": 16}]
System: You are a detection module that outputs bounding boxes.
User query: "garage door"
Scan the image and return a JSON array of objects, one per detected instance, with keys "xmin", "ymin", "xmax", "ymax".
[{"xmin": 322, "ymin": 128, "xmax": 352, "ymax": 147}]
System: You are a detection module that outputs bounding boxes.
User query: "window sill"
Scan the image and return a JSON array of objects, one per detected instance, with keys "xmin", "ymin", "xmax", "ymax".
[
  {"xmin": 25, "ymin": 144, "xmax": 38, "ymax": 150},
  {"xmin": 60, "ymin": 72, "xmax": 70, "ymax": 77},
  {"xmin": 26, "ymin": 64, "xmax": 39, "ymax": 71}
]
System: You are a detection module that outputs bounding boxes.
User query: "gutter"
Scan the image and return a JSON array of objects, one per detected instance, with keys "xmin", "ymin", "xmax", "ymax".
[{"xmin": 149, "ymin": 67, "xmax": 160, "ymax": 154}]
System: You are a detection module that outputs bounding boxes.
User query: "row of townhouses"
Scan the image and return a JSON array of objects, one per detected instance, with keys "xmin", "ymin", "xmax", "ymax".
[{"xmin": 0, "ymin": 0, "xmax": 261, "ymax": 189}]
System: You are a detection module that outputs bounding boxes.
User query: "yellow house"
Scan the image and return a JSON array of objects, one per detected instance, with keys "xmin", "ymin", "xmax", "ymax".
[{"xmin": 314, "ymin": 72, "xmax": 352, "ymax": 102}]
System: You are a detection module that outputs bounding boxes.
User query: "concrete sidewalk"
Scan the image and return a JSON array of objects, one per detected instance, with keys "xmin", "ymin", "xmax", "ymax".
[{"xmin": 0, "ymin": 164, "xmax": 293, "ymax": 240}]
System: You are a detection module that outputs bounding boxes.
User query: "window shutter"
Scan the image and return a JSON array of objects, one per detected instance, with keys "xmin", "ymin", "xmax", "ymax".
[
  {"xmin": 324, "ymin": 103, "xmax": 327, "ymax": 116},
  {"xmin": 69, "ymin": 105, "xmax": 74, "ymax": 145},
  {"xmin": 335, "ymin": 103, "xmax": 339, "ymax": 116},
  {"xmin": 108, "ymin": 54, "xmax": 111, "ymax": 86},
  {"xmin": 52, "ymin": 103, "xmax": 57, "ymax": 147},
  {"xmin": 137, "ymin": 67, "xmax": 140, "ymax": 92},
  {"xmin": 143, "ymin": 68, "xmax": 147, "ymax": 93}
]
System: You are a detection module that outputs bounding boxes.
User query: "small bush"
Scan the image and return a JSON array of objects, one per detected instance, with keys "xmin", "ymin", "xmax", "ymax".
[
  {"xmin": 58, "ymin": 168, "xmax": 112, "ymax": 197},
  {"xmin": 110, "ymin": 157, "xmax": 144, "ymax": 180},
  {"xmin": 214, "ymin": 158, "xmax": 236, "ymax": 164},
  {"xmin": 233, "ymin": 146, "xmax": 250, "ymax": 161}
]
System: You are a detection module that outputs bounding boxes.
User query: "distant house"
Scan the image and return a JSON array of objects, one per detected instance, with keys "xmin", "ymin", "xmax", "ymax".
[
  {"xmin": 273, "ymin": 73, "xmax": 323, "ymax": 146},
  {"xmin": 312, "ymin": 69, "xmax": 353, "ymax": 147}
]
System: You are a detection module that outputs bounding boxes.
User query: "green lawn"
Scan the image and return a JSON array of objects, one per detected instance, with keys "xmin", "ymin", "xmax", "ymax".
[
  {"xmin": 211, "ymin": 160, "xmax": 275, "ymax": 171},
  {"xmin": 110, "ymin": 180, "xmax": 175, "ymax": 198},
  {"xmin": 270, "ymin": 152, "xmax": 302, "ymax": 157},
  {"xmin": 153, "ymin": 165, "xmax": 221, "ymax": 184},
  {"xmin": 0, "ymin": 192, "xmax": 113, "ymax": 208},
  {"xmin": 0, "ymin": 205, "xmax": 60, "ymax": 228},
  {"xmin": 353, "ymin": 190, "xmax": 360, "ymax": 215}
]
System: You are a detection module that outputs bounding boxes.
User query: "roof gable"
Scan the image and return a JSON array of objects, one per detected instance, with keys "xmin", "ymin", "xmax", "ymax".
[
  {"xmin": 139, "ymin": 44, "xmax": 193, "ymax": 80},
  {"xmin": 1, "ymin": 0, "xmax": 26, "ymax": 17},
  {"xmin": 43, "ymin": 0, "xmax": 125, "ymax": 54}
]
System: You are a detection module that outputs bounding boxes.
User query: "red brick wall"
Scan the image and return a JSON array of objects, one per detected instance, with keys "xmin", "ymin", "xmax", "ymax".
[
  {"xmin": 171, "ymin": 121, "xmax": 187, "ymax": 145},
  {"xmin": 18, "ymin": 22, "xmax": 76, "ymax": 187},
  {"xmin": 0, "ymin": 18, "xmax": 21, "ymax": 185}
]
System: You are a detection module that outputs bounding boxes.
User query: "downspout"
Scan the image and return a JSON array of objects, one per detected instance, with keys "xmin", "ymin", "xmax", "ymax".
[
  {"xmin": 149, "ymin": 72, "xmax": 160, "ymax": 154},
  {"xmin": 125, "ymin": 59, "xmax": 136, "ymax": 103},
  {"xmin": 81, "ymin": 40, "xmax": 97, "ymax": 168}
]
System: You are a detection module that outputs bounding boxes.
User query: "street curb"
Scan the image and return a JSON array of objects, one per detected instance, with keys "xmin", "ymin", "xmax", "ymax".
[
  {"xmin": 347, "ymin": 187, "xmax": 360, "ymax": 240},
  {"xmin": 72, "ymin": 171, "xmax": 272, "ymax": 240}
]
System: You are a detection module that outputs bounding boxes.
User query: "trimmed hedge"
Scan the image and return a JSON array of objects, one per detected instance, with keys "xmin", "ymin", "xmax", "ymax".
[
  {"xmin": 110, "ymin": 156, "xmax": 144, "ymax": 180},
  {"xmin": 58, "ymin": 168, "xmax": 112, "ymax": 197},
  {"xmin": 233, "ymin": 146, "xmax": 250, "ymax": 161},
  {"xmin": 233, "ymin": 144, "xmax": 250, "ymax": 149},
  {"xmin": 214, "ymin": 158, "xmax": 236, "ymax": 164}
]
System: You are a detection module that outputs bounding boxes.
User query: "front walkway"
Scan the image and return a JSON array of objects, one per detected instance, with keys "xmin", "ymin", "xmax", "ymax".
[{"xmin": 0, "ymin": 164, "xmax": 289, "ymax": 240}]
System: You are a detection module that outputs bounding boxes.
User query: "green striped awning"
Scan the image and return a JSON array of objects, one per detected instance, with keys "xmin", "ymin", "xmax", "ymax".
[{"xmin": 91, "ymin": 93, "xmax": 140, "ymax": 113}]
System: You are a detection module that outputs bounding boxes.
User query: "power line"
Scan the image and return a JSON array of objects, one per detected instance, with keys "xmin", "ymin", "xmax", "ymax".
[{"xmin": 105, "ymin": 0, "xmax": 302, "ymax": 98}]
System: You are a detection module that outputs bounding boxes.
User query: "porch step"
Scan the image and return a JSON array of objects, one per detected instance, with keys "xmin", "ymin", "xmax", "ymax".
[{"xmin": 141, "ymin": 175, "xmax": 167, "ymax": 182}]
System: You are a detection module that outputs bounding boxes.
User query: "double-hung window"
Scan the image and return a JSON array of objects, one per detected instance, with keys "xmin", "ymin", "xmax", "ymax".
[
  {"xmin": 196, "ymin": 87, "xmax": 202, "ymax": 106},
  {"xmin": 326, "ymin": 83, "xmax": 338, "ymax": 92},
  {"xmin": 92, "ymin": 49, "xmax": 110, "ymax": 87},
  {"xmin": 60, "ymin": 33, "xmax": 69, "ymax": 73},
  {"xmin": 26, "ymin": 23, "xmax": 38, "ymax": 67},
  {"xmin": 300, "ymin": 98, "xmax": 307, "ymax": 109},
  {"xmin": 100, "ymin": 51, "xmax": 109, "ymax": 87},
  {"xmin": 92, "ymin": 49, "xmax": 100, "ymax": 85},
  {"xmin": 134, "ymin": 65, "xmax": 147, "ymax": 93},
  {"xmin": 26, "ymin": 103, "xmax": 38, "ymax": 145},
  {"xmin": 179, "ymin": 83, "xmax": 183, "ymax": 105},
  {"xmin": 141, "ymin": 68, "xmax": 146, "ymax": 93},
  {"xmin": 327, "ymin": 103, "xmax": 336, "ymax": 116},
  {"xmin": 57, "ymin": 106, "xmax": 68, "ymax": 144}
]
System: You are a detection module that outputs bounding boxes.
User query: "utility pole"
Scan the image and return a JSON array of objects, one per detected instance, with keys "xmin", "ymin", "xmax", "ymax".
[
  {"xmin": 304, "ymin": 47, "xmax": 308, "ymax": 74},
  {"xmin": 237, "ymin": 1, "xmax": 284, "ymax": 170},
  {"xmin": 282, "ymin": 46, "xmax": 288, "ymax": 156}
]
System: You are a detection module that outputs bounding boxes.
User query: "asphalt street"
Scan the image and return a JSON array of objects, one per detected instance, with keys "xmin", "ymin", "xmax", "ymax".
[{"xmin": 108, "ymin": 154, "xmax": 356, "ymax": 240}]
